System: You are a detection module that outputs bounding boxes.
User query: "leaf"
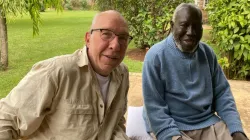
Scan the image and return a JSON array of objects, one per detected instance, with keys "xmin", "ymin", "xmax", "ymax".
[
  {"xmin": 230, "ymin": 39, "xmax": 233, "ymax": 44},
  {"xmin": 242, "ymin": 11, "xmax": 250, "ymax": 15},
  {"xmin": 235, "ymin": 44, "xmax": 241, "ymax": 51},
  {"xmin": 245, "ymin": 35, "xmax": 250, "ymax": 43},
  {"xmin": 234, "ymin": 27, "xmax": 239, "ymax": 33},
  {"xmin": 246, "ymin": 44, "xmax": 250, "ymax": 51},
  {"xmin": 237, "ymin": 52, "xmax": 243, "ymax": 60},
  {"xmin": 240, "ymin": 21, "xmax": 245, "ymax": 27},
  {"xmin": 232, "ymin": 34, "xmax": 238, "ymax": 39},
  {"xmin": 240, "ymin": 36, "xmax": 245, "ymax": 42},
  {"xmin": 243, "ymin": 50, "xmax": 248, "ymax": 58},
  {"xmin": 231, "ymin": 22, "xmax": 236, "ymax": 28},
  {"xmin": 234, "ymin": 50, "xmax": 239, "ymax": 58}
]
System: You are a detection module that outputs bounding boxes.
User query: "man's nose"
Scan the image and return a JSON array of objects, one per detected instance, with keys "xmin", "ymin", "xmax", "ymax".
[
  {"xmin": 109, "ymin": 36, "xmax": 121, "ymax": 51},
  {"xmin": 186, "ymin": 26, "xmax": 196, "ymax": 36}
]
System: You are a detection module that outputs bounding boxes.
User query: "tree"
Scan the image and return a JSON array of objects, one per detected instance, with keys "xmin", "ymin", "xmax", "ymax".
[
  {"xmin": 206, "ymin": 0, "xmax": 250, "ymax": 80},
  {"xmin": 0, "ymin": 0, "xmax": 63, "ymax": 70},
  {"xmin": 95, "ymin": 0, "xmax": 192, "ymax": 49}
]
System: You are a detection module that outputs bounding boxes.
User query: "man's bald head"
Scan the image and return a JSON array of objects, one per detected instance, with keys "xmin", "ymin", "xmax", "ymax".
[{"xmin": 90, "ymin": 10, "xmax": 128, "ymax": 30}]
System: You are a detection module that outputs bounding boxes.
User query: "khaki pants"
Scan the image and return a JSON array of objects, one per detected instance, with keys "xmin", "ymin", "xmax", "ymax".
[
  {"xmin": 152, "ymin": 121, "xmax": 233, "ymax": 140},
  {"xmin": 175, "ymin": 121, "xmax": 232, "ymax": 140}
]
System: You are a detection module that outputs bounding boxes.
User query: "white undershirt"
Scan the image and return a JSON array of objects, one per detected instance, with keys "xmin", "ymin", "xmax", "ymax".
[{"xmin": 95, "ymin": 73, "xmax": 110, "ymax": 105}]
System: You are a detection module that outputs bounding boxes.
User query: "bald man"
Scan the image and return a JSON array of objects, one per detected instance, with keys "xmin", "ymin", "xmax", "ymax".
[{"xmin": 0, "ymin": 10, "xmax": 132, "ymax": 140}]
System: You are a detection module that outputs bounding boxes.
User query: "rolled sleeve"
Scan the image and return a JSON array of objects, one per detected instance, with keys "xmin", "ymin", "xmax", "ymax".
[{"xmin": 0, "ymin": 60, "xmax": 58, "ymax": 139}]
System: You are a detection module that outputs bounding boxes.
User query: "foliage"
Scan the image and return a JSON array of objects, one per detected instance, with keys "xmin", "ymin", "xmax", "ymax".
[
  {"xmin": 39, "ymin": 1, "xmax": 46, "ymax": 12},
  {"xmin": 95, "ymin": 0, "xmax": 192, "ymax": 49},
  {"xmin": 63, "ymin": 0, "xmax": 90, "ymax": 10},
  {"xmin": 206, "ymin": 0, "xmax": 250, "ymax": 79},
  {"xmin": 218, "ymin": 57, "xmax": 230, "ymax": 70},
  {"xmin": 0, "ymin": 0, "xmax": 63, "ymax": 35}
]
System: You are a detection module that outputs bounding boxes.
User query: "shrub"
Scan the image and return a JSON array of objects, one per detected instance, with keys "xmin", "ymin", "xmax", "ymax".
[
  {"xmin": 64, "ymin": 0, "xmax": 90, "ymax": 10},
  {"xmin": 39, "ymin": 1, "xmax": 46, "ymax": 12},
  {"xmin": 80, "ymin": 0, "xmax": 89, "ymax": 10},
  {"xmin": 206, "ymin": 0, "xmax": 250, "ymax": 79}
]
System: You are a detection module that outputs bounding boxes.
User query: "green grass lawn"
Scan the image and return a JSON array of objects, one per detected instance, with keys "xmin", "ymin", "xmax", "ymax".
[{"xmin": 0, "ymin": 10, "xmax": 216, "ymax": 98}]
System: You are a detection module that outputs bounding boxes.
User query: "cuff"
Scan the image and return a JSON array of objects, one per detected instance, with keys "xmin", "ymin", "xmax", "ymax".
[{"xmin": 228, "ymin": 124, "xmax": 244, "ymax": 135}]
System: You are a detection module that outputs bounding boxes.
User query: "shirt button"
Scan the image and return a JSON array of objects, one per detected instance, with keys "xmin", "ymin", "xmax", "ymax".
[{"xmin": 100, "ymin": 104, "xmax": 103, "ymax": 108}]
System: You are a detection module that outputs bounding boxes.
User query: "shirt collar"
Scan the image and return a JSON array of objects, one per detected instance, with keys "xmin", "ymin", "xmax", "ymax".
[{"xmin": 77, "ymin": 46, "xmax": 89, "ymax": 67}]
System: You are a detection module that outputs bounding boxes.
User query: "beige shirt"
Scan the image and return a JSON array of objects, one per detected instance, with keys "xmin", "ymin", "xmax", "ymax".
[{"xmin": 0, "ymin": 47, "xmax": 130, "ymax": 140}]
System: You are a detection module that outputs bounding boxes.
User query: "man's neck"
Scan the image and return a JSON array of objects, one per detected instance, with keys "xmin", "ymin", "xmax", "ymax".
[{"xmin": 173, "ymin": 38, "xmax": 198, "ymax": 53}]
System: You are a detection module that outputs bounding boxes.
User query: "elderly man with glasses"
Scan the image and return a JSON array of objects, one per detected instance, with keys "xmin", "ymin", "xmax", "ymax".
[{"xmin": 0, "ymin": 10, "xmax": 132, "ymax": 140}]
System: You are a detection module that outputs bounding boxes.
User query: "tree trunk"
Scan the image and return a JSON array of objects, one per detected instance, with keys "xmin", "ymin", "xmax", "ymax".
[{"xmin": 0, "ymin": 12, "xmax": 8, "ymax": 70}]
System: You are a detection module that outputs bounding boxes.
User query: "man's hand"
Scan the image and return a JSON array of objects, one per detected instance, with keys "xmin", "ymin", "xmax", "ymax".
[{"xmin": 232, "ymin": 132, "xmax": 248, "ymax": 140}]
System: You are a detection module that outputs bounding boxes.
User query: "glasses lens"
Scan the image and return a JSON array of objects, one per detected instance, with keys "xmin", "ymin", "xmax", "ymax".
[
  {"xmin": 118, "ymin": 35, "xmax": 130, "ymax": 44},
  {"xmin": 100, "ymin": 30, "xmax": 114, "ymax": 41},
  {"xmin": 97, "ymin": 29, "xmax": 132, "ymax": 44}
]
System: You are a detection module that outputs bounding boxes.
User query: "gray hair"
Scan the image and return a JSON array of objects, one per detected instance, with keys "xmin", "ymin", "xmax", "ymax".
[{"xmin": 172, "ymin": 3, "xmax": 202, "ymax": 23}]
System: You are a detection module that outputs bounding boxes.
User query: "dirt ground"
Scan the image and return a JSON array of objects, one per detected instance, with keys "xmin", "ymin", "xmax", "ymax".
[{"xmin": 126, "ymin": 49, "xmax": 250, "ymax": 138}]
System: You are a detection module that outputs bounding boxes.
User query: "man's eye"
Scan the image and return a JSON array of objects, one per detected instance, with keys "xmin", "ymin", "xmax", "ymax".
[
  {"xmin": 180, "ymin": 24, "xmax": 187, "ymax": 27},
  {"xmin": 102, "ymin": 32, "xmax": 112, "ymax": 36},
  {"xmin": 102, "ymin": 31, "xmax": 113, "ymax": 38}
]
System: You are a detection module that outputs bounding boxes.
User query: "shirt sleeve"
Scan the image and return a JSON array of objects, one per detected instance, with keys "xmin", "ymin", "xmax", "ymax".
[
  {"xmin": 0, "ymin": 60, "xmax": 58, "ymax": 139},
  {"xmin": 143, "ymin": 57, "xmax": 181, "ymax": 140},
  {"xmin": 212, "ymin": 54, "xmax": 244, "ymax": 134}
]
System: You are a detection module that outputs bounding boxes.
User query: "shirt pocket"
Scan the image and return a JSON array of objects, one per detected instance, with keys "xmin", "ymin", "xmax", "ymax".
[{"xmin": 48, "ymin": 100, "xmax": 96, "ymax": 127}]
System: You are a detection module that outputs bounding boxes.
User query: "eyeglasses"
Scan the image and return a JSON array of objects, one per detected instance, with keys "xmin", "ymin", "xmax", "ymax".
[{"xmin": 90, "ymin": 28, "xmax": 133, "ymax": 44}]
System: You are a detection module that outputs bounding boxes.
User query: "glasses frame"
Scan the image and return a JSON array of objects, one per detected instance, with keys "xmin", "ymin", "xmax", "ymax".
[{"xmin": 90, "ymin": 28, "xmax": 133, "ymax": 44}]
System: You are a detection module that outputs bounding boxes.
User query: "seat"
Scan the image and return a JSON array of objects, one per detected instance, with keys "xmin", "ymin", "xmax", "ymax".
[{"xmin": 126, "ymin": 106, "xmax": 154, "ymax": 140}]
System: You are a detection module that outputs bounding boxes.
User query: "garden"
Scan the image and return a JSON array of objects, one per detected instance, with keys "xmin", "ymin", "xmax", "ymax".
[{"xmin": 0, "ymin": 0, "xmax": 249, "ymax": 97}]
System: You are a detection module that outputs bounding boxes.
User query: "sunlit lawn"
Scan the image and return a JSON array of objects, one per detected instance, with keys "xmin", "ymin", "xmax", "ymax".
[{"xmin": 0, "ymin": 10, "xmax": 214, "ymax": 98}]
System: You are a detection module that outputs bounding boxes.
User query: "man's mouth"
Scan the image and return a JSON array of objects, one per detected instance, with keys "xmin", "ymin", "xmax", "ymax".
[
  {"xmin": 184, "ymin": 39, "xmax": 195, "ymax": 44},
  {"xmin": 104, "ymin": 55, "xmax": 119, "ymax": 60}
]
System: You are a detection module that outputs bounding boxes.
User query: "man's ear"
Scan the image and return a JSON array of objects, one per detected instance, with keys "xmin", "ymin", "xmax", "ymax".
[{"xmin": 85, "ymin": 32, "xmax": 91, "ymax": 48}]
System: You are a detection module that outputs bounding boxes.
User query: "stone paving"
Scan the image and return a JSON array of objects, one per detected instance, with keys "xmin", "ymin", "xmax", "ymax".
[{"xmin": 127, "ymin": 73, "xmax": 250, "ymax": 138}]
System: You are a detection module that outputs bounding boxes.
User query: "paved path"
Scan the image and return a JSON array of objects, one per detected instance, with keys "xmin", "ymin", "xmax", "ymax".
[{"xmin": 128, "ymin": 73, "xmax": 250, "ymax": 137}]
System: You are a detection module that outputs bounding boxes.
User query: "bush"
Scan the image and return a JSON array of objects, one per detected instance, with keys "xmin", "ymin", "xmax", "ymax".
[
  {"xmin": 39, "ymin": 1, "xmax": 46, "ymax": 12},
  {"xmin": 64, "ymin": 0, "xmax": 90, "ymax": 10},
  {"xmin": 80, "ymin": 0, "xmax": 89, "ymax": 10},
  {"xmin": 206, "ymin": 0, "xmax": 250, "ymax": 79}
]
